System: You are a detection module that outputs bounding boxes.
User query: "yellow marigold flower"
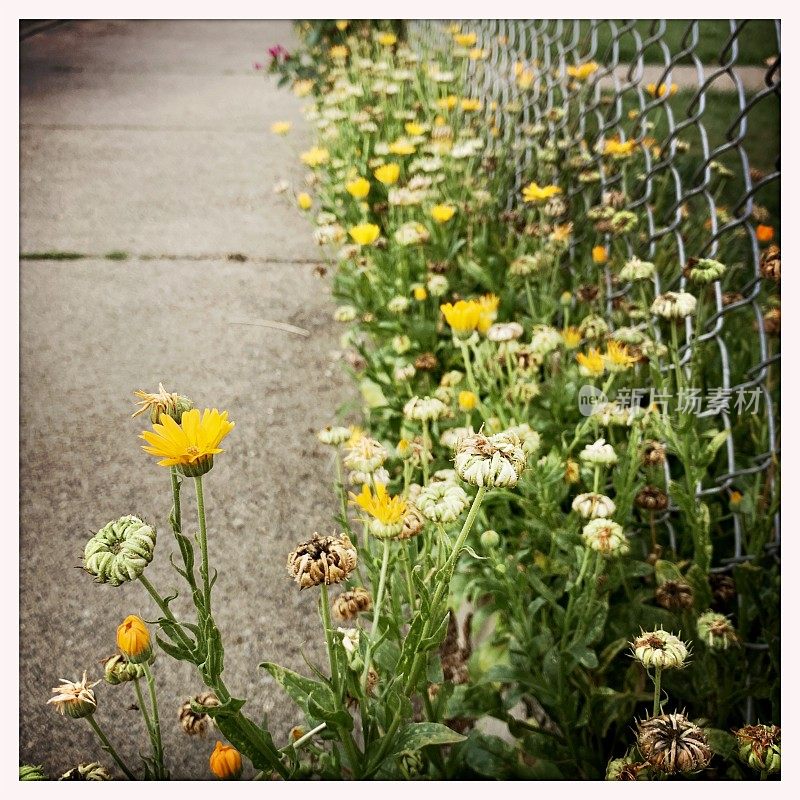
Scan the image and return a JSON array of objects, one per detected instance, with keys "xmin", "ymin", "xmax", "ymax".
[
  {"xmin": 437, "ymin": 95, "xmax": 458, "ymax": 111},
  {"xmin": 377, "ymin": 31, "xmax": 397, "ymax": 46},
  {"xmin": 522, "ymin": 181, "xmax": 562, "ymax": 203},
  {"xmin": 350, "ymin": 483, "xmax": 407, "ymax": 526},
  {"xmin": 404, "ymin": 121, "xmax": 425, "ymax": 136},
  {"xmin": 270, "ymin": 120, "xmax": 292, "ymax": 135},
  {"xmin": 300, "ymin": 146, "xmax": 329, "ymax": 167},
  {"xmin": 517, "ymin": 69, "xmax": 535, "ymax": 89},
  {"xmin": 460, "ymin": 98, "xmax": 482, "ymax": 112},
  {"xmin": 434, "ymin": 114, "xmax": 446, "ymax": 126},
  {"xmin": 388, "ymin": 138, "xmax": 416, "ymax": 156},
  {"xmin": 647, "ymin": 82, "xmax": 678, "ymax": 97},
  {"xmin": 454, "ymin": 32, "xmax": 477, "ymax": 47},
  {"xmin": 349, "ymin": 223, "xmax": 381, "ymax": 246},
  {"xmin": 577, "ymin": 348, "xmax": 606, "ymax": 378},
  {"xmin": 293, "ymin": 79, "xmax": 313, "ymax": 97},
  {"xmin": 209, "ymin": 742, "xmax": 242, "ymax": 780},
  {"xmin": 604, "ymin": 138, "xmax": 636, "ymax": 157},
  {"xmin": 469, "ymin": 48, "xmax": 487, "ymax": 60},
  {"xmin": 459, "ymin": 390, "xmax": 478, "ymax": 411},
  {"xmin": 756, "ymin": 224, "xmax": 774, "ymax": 243},
  {"xmin": 604, "ymin": 341, "xmax": 637, "ymax": 372},
  {"xmin": 345, "ymin": 177, "xmax": 370, "ymax": 199},
  {"xmin": 116, "ymin": 615, "xmax": 152, "ymax": 664},
  {"xmin": 335, "ymin": 20, "xmax": 349, "ymax": 31},
  {"xmin": 329, "ymin": 45, "xmax": 348, "ymax": 60},
  {"xmin": 414, "ymin": 286, "xmax": 428, "ymax": 301},
  {"xmin": 441, "ymin": 299, "xmax": 483, "ymax": 338},
  {"xmin": 430, "ymin": 203, "xmax": 456, "ymax": 223},
  {"xmin": 562, "ymin": 327, "xmax": 582, "ymax": 349},
  {"xmin": 374, "ymin": 162, "xmax": 400, "ymax": 185},
  {"xmin": 140, "ymin": 408, "xmax": 235, "ymax": 477},
  {"xmin": 592, "ymin": 245, "xmax": 608, "ymax": 264},
  {"xmin": 551, "ymin": 223, "xmax": 573, "ymax": 243},
  {"xmin": 567, "ymin": 61, "xmax": 599, "ymax": 80},
  {"xmin": 297, "ymin": 192, "xmax": 313, "ymax": 211},
  {"xmin": 477, "ymin": 293, "xmax": 500, "ymax": 334}
]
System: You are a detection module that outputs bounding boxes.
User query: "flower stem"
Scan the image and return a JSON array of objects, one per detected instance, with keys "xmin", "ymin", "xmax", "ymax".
[
  {"xmin": 86, "ymin": 715, "xmax": 136, "ymax": 780},
  {"xmin": 361, "ymin": 538, "xmax": 391, "ymax": 692},
  {"xmin": 420, "ymin": 419, "xmax": 431, "ymax": 484},
  {"xmin": 133, "ymin": 677, "xmax": 157, "ymax": 767},
  {"xmin": 170, "ymin": 466, "xmax": 182, "ymax": 533},
  {"xmin": 141, "ymin": 662, "xmax": 167, "ymax": 779},
  {"xmin": 652, "ymin": 666, "xmax": 663, "ymax": 716},
  {"xmin": 194, "ymin": 476, "xmax": 211, "ymax": 616},
  {"xmin": 138, "ymin": 573, "xmax": 194, "ymax": 652}
]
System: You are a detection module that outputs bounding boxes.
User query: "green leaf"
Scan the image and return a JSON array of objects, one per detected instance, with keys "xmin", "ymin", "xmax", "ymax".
[
  {"xmin": 705, "ymin": 727, "xmax": 737, "ymax": 759},
  {"xmin": 260, "ymin": 662, "xmax": 324, "ymax": 714},
  {"xmin": 393, "ymin": 722, "xmax": 466, "ymax": 754}
]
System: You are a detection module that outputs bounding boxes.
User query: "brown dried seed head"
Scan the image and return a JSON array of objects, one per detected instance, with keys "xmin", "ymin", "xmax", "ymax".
[
  {"xmin": 656, "ymin": 580, "xmax": 694, "ymax": 611},
  {"xmin": 287, "ymin": 533, "xmax": 358, "ymax": 589},
  {"xmin": 642, "ymin": 441, "xmax": 667, "ymax": 467},
  {"xmin": 635, "ymin": 485, "xmax": 669, "ymax": 511},
  {"xmin": 709, "ymin": 573, "xmax": 736, "ymax": 608},
  {"xmin": 414, "ymin": 352, "xmax": 439, "ymax": 371},
  {"xmin": 760, "ymin": 244, "xmax": 780, "ymax": 283},
  {"xmin": 637, "ymin": 712, "xmax": 712, "ymax": 774},
  {"xmin": 178, "ymin": 691, "xmax": 219, "ymax": 736},
  {"xmin": 332, "ymin": 587, "xmax": 373, "ymax": 621},
  {"xmin": 397, "ymin": 503, "xmax": 426, "ymax": 540}
]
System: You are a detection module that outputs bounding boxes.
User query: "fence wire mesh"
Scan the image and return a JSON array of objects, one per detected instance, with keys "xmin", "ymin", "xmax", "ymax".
[{"xmin": 409, "ymin": 20, "xmax": 780, "ymax": 587}]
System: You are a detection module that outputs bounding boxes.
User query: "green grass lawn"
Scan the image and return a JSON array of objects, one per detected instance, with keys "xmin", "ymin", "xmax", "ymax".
[{"xmin": 587, "ymin": 19, "xmax": 779, "ymax": 67}]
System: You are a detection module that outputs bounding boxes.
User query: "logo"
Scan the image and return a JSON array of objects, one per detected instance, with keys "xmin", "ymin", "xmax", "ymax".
[{"xmin": 578, "ymin": 384, "xmax": 608, "ymax": 417}]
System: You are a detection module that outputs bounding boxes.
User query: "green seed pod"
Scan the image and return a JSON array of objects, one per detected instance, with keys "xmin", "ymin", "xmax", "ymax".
[
  {"xmin": 83, "ymin": 516, "xmax": 156, "ymax": 586},
  {"xmin": 19, "ymin": 764, "xmax": 48, "ymax": 780},
  {"xmin": 480, "ymin": 529, "xmax": 500, "ymax": 549},
  {"xmin": 59, "ymin": 763, "xmax": 112, "ymax": 781},
  {"xmin": 735, "ymin": 724, "xmax": 780, "ymax": 774},
  {"xmin": 102, "ymin": 654, "xmax": 146, "ymax": 685}
]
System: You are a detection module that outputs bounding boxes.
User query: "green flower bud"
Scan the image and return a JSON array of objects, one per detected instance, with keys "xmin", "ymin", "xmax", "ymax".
[
  {"xmin": 696, "ymin": 610, "xmax": 738, "ymax": 651},
  {"xmin": 102, "ymin": 654, "xmax": 146, "ymax": 685},
  {"xmin": 83, "ymin": 516, "xmax": 156, "ymax": 586},
  {"xmin": 480, "ymin": 529, "xmax": 500, "ymax": 548},
  {"xmin": 20, "ymin": 764, "xmax": 48, "ymax": 780}
]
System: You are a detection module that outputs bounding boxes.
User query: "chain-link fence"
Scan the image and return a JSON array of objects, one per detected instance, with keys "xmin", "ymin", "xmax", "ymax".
[{"xmin": 410, "ymin": 19, "xmax": 780, "ymax": 564}]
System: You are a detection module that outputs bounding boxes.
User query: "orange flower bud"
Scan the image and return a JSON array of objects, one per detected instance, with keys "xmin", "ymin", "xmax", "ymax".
[
  {"xmin": 756, "ymin": 224, "xmax": 774, "ymax": 243},
  {"xmin": 116, "ymin": 615, "xmax": 152, "ymax": 664},
  {"xmin": 592, "ymin": 245, "xmax": 608, "ymax": 264},
  {"xmin": 209, "ymin": 741, "xmax": 243, "ymax": 780}
]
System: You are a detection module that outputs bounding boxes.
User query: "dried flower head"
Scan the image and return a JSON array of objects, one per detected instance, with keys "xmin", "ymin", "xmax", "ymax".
[
  {"xmin": 179, "ymin": 691, "xmax": 220, "ymax": 736},
  {"xmin": 637, "ymin": 712, "xmax": 711, "ymax": 774},
  {"xmin": 317, "ymin": 425, "xmax": 352, "ymax": 446},
  {"xmin": 734, "ymin": 724, "xmax": 780, "ymax": 774},
  {"xmin": 651, "ymin": 291, "xmax": 697, "ymax": 319},
  {"xmin": 403, "ymin": 395, "xmax": 447, "ymax": 422},
  {"xmin": 333, "ymin": 587, "xmax": 373, "ymax": 621},
  {"xmin": 132, "ymin": 383, "xmax": 194, "ymax": 425},
  {"xmin": 102, "ymin": 654, "xmax": 146, "ymax": 685},
  {"xmin": 571, "ymin": 492, "xmax": 616, "ymax": 519},
  {"xmin": 417, "ymin": 481, "xmax": 470, "ymax": 523},
  {"xmin": 760, "ymin": 244, "xmax": 780, "ymax": 283},
  {"xmin": 631, "ymin": 628, "xmax": 689, "ymax": 669},
  {"xmin": 605, "ymin": 753, "xmax": 649, "ymax": 780},
  {"xmin": 655, "ymin": 580, "xmax": 694, "ymax": 611},
  {"xmin": 398, "ymin": 502, "xmax": 426, "ymax": 540},
  {"xmin": 635, "ymin": 485, "xmax": 669, "ymax": 511},
  {"xmin": 84, "ymin": 515, "xmax": 157, "ymax": 587},
  {"xmin": 709, "ymin": 573, "xmax": 736, "ymax": 608},
  {"xmin": 619, "ymin": 256, "xmax": 655, "ymax": 282},
  {"xmin": 696, "ymin": 610, "xmax": 739, "ymax": 650},
  {"xmin": 683, "ymin": 257, "xmax": 727, "ymax": 285},
  {"xmin": 58, "ymin": 763, "xmax": 112, "ymax": 781},
  {"xmin": 581, "ymin": 518, "xmax": 629, "ymax": 556},
  {"xmin": 579, "ymin": 438, "xmax": 618, "ymax": 466},
  {"xmin": 454, "ymin": 430, "xmax": 526, "ymax": 488},
  {"xmin": 343, "ymin": 435, "xmax": 388, "ymax": 473},
  {"xmin": 642, "ymin": 440, "xmax": 667, "ymax": 467},
  {"xmin": 287, "ymin": 533, "xmax": 358, "ymax": 589},
  {"xmin": 47, "ymin": 671, "xmax": 99, "ymax": 719},
  {"xmin": 486, "ymin": 321, "xmax": 524, "ymax": 342}
]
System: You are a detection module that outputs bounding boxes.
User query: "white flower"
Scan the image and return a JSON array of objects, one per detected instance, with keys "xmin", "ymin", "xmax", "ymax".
[
  {"xmin": 581, "ymin": 518, "xmax": 629, "ymax": 555},
  {"xmin": 343, "ymin": 437, "xmax": 387, "ymax": 473},
  {"xmin": 334, "ymin": 305, "xmax": 357, "ymax": 323},
  {"xmin": 338, "ymin": 627, "xmax": 360, "ymax": 655},
  {"xmin": 432, "ymin": 468, "xmax": 458, "ymax": 483},
  {"xmin": 388, "ymin": 295, "xmax": 410, "ymax": 314},
  {"xmin": 620, "ymin": 256, "xmax": 655, "ymax": 282},
  {"xmin": 579, "ymin": 438, "xmax": 618, "ymax": 466},
  {"xmin": 487, "ymin": 322, "xmax": 524, "ymax": 342},
  {"xmin": 426, "ymin": 275, "xmax": 449, "ymax": 297},
  {"xmin": 317, "ymin": 426, "xmax": 351, "ymax": 446},
  {"xmin": 631, "ymin": 629, "xmax": 689, "ymax": 669},
  {"xmin": 403, "ymin": 395, "xmax": 447, "ymax": 422},
  {"xmin": 530, "ymin": 325, "xmax": 563, "ymax": 356},
  {"xmin": 651, "ymin": 291, "xmax": 697, "ymax": 319},
  {"xmin": 393, "ymin": 362, "xmax": 416, "ymax": 382},
  {"xmin": 572, "ymin": 492, "xmax": 616, "ymax": 519},
  {"xmin": 347, "ymin": 466, "xmax": 390, "ymax": 486},
  {"xmin": 440, "ymin": 426, "xmax": 474, "ymax": 450},
  {"xmin": 416, "ymin": 481, "xmax": 470, "ymax": 523},
  {"xmin": 394, "ymin": 221, "xmax": 429, "ymax": 245},
  {"xmin": 505, "ymin": 423, "xmax": 541, "ymax": 457},
  {"xmin": 454, "ymin": 430, "xmax": 526, "ymax": 488}
]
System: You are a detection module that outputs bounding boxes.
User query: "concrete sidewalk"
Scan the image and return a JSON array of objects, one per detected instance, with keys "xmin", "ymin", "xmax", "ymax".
[{"xmin": 20, "ymin": 21, "xmax": 350, "ymax": 779}]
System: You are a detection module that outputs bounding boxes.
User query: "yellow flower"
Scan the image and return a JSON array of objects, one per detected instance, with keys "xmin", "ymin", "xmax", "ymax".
[
  {"xmin": 345, "ymin": 177, "xmax": 370, "ymax": 199},
  {"xmin": 604, "ymin": 341, "xmax": 637, "ymax": 372},
  {"xmin": 300, "ymin": 146, "xmax": 329, "ymax": 167},
  {"xmin": 459, "ymin": 390, "xmax": 478, "ymax": 411},
  {"xmin": 374, "ymin": 162, "xmax": 400, "ymax": 185},
  {"xmin": 293, "ymin": 80, "xmax": 313, "ymax": 97},
  {"xmin": 477, "ymin": 293, "xmax": 500, "ymax": 334},
  {"xmin": 562, "ymin": 327, "xmax": 582, "ymax": 349},
  {"xmin": 116, "ymin": 615, "xmax": 152, "ymax": 664},
  {"xmin": 140, "ymin": 408, "xmax": 235, "ymax": 477},
  {"xmin": 388, "ymin": 139, "xmax": 416, "ymax": 156},
  {"xmin": 270, "ymin": 120, "xmax": 292, "ymax": 135},
  {"xmin": 335, "ymin": 20, "xmax": 349, "ymax": 31},
  {"xmin": 603, "ymin": 138, "xmax": 636, "ymax": 157},
  {"xmin": 551, "ymin": 223, "xmax": 573, "ymax": 244},
  {"xmin": 377, "ymin": 31, "xmax": 397, "ymax": 46},
  {"xmin": 330, "ymin": 45, "xmax": 348, "ymax": 60},
  {"xmin": 437, "ymin": 95, "xmax": 458, "ymax": 111},
  {"xmin": 460, "ymin": 98, "xmax": 482, "ymax": 112},
  {"xmin": 349, "ymin": 223, "xmax": 381, "ymax": 246},
  {"xmin": 517, "ymin": 69, "xmax": 535, "ymax": 89},
  {"xmin": 404, "ymin": 121, "xmax": 425, "ymax": 136},
  {"xmin": 522, "ymin": 181, "xmax": 562, "ymax": 203},
  {"xmin": 209, "ymin": 742, "xmax": 243, "ymax": 780},
  {"xmin": 647, "ymin": 82, "xmax": 678, "ymax": 98},
  {"xmin": 297, "ymin": 192, "xmax": 313, "ymax": 211},
  {"xmin": 440, "ymin": 300, "xmax": 483, "ymax": 337},
  {"xmin": 468, "ymin": 48, "xmax": 487, "ymax": 60},
  {"xmin": 430, "ymin": 203, "xmax": 456, "ymax": 223},
  {"xmin": 592, "ymin": 245, "xmax": 608, "ymax": 264},
  {"xmin": 413, "ymin": 286, "xmax": 428, "ymax": 301},
  {"xmin": 576, "ymin": 348, "xmax": 605, "ymax": 377},
  {"xmin": 567, "ymin": 61, "xmax": 599, "ymax": 80},
  {"xmin": 454, "ymin": 32, "xmax": 478, "ymax": 47},
  {"xmin": 350, "ymin": 483, "xmax": 407, "ymax": 526}
]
